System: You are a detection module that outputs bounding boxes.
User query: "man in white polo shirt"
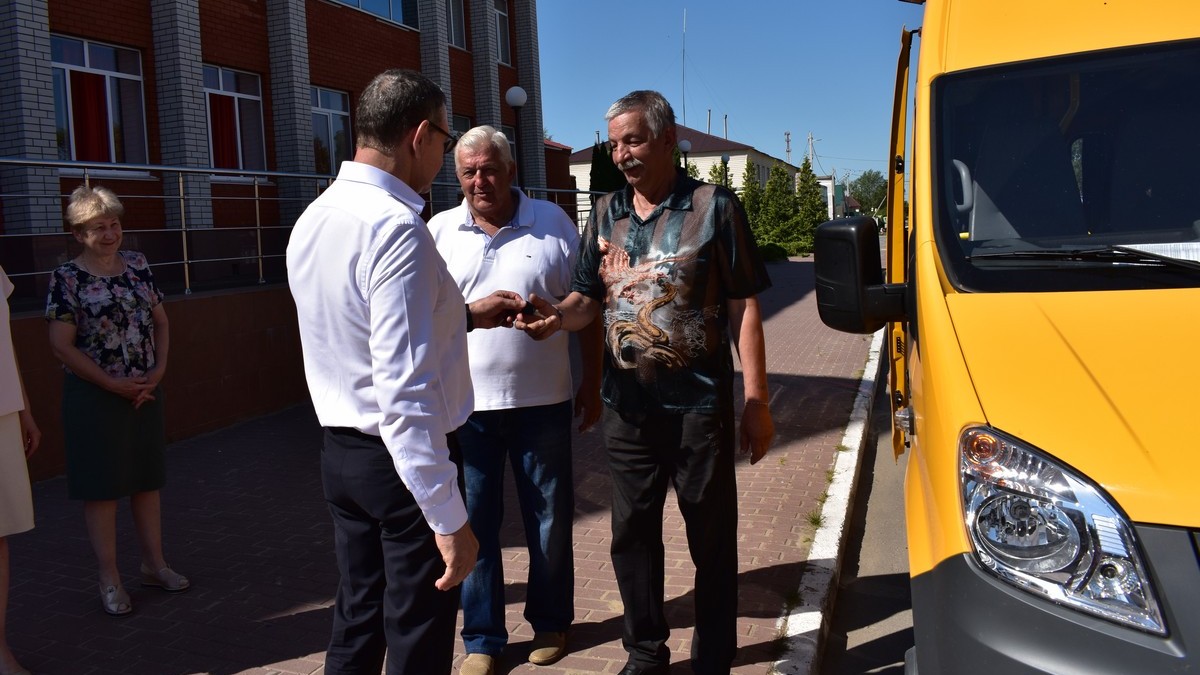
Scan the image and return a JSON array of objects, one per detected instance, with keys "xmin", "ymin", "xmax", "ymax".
[
  {"xmin": 429, "ymin": 126, "xmax": 601, "ymax": 675},
  {"xmin": 287, "ymin": 71, "xmax": 526, "ymax": 675}
]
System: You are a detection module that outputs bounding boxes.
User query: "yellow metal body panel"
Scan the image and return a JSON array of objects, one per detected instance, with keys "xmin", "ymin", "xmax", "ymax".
[
  {"xmin": 897, "ymin": 0, "xmax": 1200, "ymax": 576},
  {"xmin": 946, "ymin": 290, "xmax": 1200, "ymax": 526},
  {"xmin": 925, "ymin": 0, "xmax": 1200, "ymax": 76}
]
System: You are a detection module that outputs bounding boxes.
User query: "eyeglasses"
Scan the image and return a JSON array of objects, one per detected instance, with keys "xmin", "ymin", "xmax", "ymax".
[{"xmin": 427, "ymin": 120, "xmax": 459, "ymax": 155}]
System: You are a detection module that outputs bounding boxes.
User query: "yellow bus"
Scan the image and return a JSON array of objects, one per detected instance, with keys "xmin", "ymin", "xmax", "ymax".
[{"xmin": 814, "ymin": 1, "xmax": 1200, "ymax": 671}]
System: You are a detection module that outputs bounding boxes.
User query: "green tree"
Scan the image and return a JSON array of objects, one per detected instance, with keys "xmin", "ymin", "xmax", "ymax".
[
  {"xmin": 759, "ymin": 162, "xmax": 802, "ymax": 251},
  {"xmin": 588, "ymin": 142, "xmax": 627, "ymax": 196},
  {"xmin": 739, "ymin": 160, "xmax": 764, "ymax": 229},
  {"xmin": 686, "ymin": 161, "xmax": 700, "ymax": 179},
  {"xmin": 794, "ymin": 157, "xmax": 827, "ymax": 254},
  {"xmin": 707, "ymin": 160, "xmax": 732, "ymax": 189},
  {"xmin": 849, "ymin": 169, "xmax": 886, "ymax": 216}
]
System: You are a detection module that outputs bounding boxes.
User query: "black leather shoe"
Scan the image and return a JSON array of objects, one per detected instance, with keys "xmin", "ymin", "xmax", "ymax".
[{"xmin": 618, "ymin": 663, "xmax": 668, "ymax": 675}]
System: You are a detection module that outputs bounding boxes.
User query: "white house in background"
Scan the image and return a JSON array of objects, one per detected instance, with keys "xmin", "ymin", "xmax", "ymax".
[{"xmin": 567, "ymin": 124, "xmax": 798, "ymax": 208}]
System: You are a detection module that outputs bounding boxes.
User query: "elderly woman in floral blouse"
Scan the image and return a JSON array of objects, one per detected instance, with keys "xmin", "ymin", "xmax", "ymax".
[{"xmin": 45, "ymin": 185, "xmax": 189, "ymax": 618}]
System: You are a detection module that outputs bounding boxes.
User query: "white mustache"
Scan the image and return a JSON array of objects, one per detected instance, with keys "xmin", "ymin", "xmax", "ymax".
[{"xmin": 617, "ymin": 158, "xmax": 644, "ymax": 171}]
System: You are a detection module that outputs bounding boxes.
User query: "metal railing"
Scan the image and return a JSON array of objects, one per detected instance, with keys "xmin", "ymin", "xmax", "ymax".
[{"xmin": 0, "ymin": 157, "xmax": 602, "ymax": 311}]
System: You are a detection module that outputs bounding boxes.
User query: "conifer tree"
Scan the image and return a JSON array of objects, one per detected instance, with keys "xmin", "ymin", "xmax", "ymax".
[
  {"xmin": 707, "ymin": 161, "xmax": 732, "ymax": 189},
  {"xmin": 794, "ymin": 157, "xmax": 828, "ymax": 253},
  {"xmin": 740, "ymin": 160, "xmax": 764, "ymax": 236},
  {"xmin": 760, "ymin": 162, "xmax": 801, "ymax": 248}
]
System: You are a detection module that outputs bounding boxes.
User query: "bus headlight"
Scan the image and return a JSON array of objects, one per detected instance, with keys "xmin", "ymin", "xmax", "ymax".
[{"xmin": 960, "ymin": 427, "xmax": 1166, "ymax": 635}]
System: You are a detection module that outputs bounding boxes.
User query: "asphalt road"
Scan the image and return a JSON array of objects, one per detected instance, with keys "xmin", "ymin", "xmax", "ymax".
[{"xmin": 820, "ymin": 359, "xmax": 914, "ymax": 674}]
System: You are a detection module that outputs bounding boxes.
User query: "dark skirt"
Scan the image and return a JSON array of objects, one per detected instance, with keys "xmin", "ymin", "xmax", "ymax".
[{"xmin": 62, "ymin": 373, "xmax": 166, "ymax": 501}]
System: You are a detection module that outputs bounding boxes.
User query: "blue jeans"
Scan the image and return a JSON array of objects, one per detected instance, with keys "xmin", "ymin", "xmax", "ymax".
[{"xmin": 458, "ymin": 401, "xmax": 575, "ymax": 656}]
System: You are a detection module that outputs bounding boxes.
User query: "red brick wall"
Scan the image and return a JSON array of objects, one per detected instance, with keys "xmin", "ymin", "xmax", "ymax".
[
  {"xmin": 449, "ymin": 48, "xmax": 476, "ymax": 119},
  {"xmin": 307, "ymin": 0, "xmax": 422, "ymax": 112},
  {"xmin": 13, "ymin": 285, "xmax": 307, "ymax": 481}
]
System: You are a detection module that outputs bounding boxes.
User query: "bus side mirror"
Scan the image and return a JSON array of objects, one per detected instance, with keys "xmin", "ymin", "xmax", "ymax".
[{"xmin": 814, "ymin": 216, "xmax": 907, "ymax": 333}]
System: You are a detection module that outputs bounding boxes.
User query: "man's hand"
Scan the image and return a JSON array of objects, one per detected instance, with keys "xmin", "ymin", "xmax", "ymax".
[
  {"xmin": 433, "ymin": 523, "xmax": 479, "ymax": 591},
  {"xmin": 468, "ymin": 290, "xmax": 526, "ymax": 330},
  {"xmin": 574, "ymin": 380, "xmax": 602, "ymax": 432},
  {"xmin": 740, "ymin": 401, "xmax": 776, "ymax": 465},
  {"xmin": 514, "ymin": 293, "xmax": 563, "ymax": 341}
]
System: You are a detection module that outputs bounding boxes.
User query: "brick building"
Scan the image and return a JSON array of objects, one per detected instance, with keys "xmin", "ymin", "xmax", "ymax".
[
  {"xmin": 0, "ymin": 0, "xmax": 547, "ymax": 234},
  {"xmin": 0, "ymin": 0, "xmax": 551, "ymax": 480}
]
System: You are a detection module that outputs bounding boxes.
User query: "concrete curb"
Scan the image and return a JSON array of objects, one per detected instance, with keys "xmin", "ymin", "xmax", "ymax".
[{"xmin": 772, "ymin": 328, "xmax": 887, "ymax": 674}]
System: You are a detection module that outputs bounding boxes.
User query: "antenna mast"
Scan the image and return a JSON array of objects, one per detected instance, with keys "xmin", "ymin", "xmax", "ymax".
[{"xmin": 681, "ymin": 9, "xmax": 687, "ymax": 127}]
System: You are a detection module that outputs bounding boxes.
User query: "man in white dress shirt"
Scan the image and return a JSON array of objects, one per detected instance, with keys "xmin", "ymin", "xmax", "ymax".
[
  {"xmin": 428, "ymin": 127, "xmax": 602, "ymax": 675},
  {"xmin": 286, "ymin": 70, "xmax": 525, "ymax": 675}
]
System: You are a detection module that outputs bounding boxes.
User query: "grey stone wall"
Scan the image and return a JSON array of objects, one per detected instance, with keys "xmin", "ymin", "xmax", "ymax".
[
  {"xmin": 513, "ymin": 0, "xmax": 545, "ymax": 190},
  {"xmin": 151, "ymin": 0, "xmax": 213, "ymax": 229},
  {"xmin": 266, "ymin": 0, "xmax": 315, "ymax": 227},
  {"xmin": 0, "ymin": 0, "xmax": 60, "ymax": 233}
]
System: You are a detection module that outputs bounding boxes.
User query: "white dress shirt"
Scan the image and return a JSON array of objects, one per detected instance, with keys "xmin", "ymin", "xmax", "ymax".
[
  {"xmin": 428, "ymin": 193, "xmax": 578, "ymax": 411},
  {"xmin": 287, "ymin": 161, "xmax": 471, "ymax": 535}
]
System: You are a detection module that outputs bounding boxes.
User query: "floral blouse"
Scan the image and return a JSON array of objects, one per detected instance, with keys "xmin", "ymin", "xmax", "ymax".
[{"xmin": 45, "ymin": 250, "xmax": 164, "ymax": 378}]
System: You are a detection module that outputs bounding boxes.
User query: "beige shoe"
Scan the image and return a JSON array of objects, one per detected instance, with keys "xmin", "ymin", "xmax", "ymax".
[
  {"xmin": 460, "ymin": 653, "xmax": 495, "ymax": 675},
  {"xmin": 528, "ymin": 631, "xmax": 567, "ymax": 666}
]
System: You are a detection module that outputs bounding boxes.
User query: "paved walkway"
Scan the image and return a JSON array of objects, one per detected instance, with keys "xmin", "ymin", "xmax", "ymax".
[{"xmin": 6, "ymin": 257, "xmax": 876, "ymax": 675}]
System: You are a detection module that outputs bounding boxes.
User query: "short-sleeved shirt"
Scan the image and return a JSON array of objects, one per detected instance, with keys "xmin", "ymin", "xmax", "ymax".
[
  {"xmin": 45, "ymin": 250, "xmax": 164, "ymax": 379},
  {"xmin": 572, "ymin": 174, "xmax": 771, "ymax": 415},
  {"xmin": 429, "ymin": 191, "xmax": 579, "ymax": 411}
]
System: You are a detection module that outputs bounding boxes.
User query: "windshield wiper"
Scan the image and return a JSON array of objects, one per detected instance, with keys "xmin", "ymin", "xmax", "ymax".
[{"xmin": 968, "ymin": 246, "xmax": 1200, "ymax": 272}]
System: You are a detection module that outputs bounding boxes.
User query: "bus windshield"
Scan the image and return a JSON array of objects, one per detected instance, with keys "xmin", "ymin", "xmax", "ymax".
[{"xmin": 933, "ymin": 40, "xmax": 1200, "ymax": 292}]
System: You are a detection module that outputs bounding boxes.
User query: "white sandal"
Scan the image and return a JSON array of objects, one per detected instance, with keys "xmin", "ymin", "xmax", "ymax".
[
  {"xmin": 140, "ymin": 563, "xmax": 191, "ymax": 593},
  {"xmin": 99, "ymin": 583, "xmax": 133, "ymax": 616}
]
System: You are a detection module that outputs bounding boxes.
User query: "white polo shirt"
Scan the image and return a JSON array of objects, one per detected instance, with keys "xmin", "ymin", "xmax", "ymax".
[
  {"xmin": 429, "ymin": 192, "xmax": 578, "ymax": 411},
  {"xmin": 287, "ymin": 161, "xmax": 470, "ymax": 535}
]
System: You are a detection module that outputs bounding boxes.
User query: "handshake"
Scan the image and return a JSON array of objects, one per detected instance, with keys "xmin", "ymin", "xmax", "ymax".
[{"xmin": 468, "ymin": 290, "xmax": 564, "ymax": 341}]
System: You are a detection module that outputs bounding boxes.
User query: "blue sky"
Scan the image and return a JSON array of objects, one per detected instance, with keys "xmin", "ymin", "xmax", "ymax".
[{"xmin": 536, "ymin": 0, "xmax": 925, "ymax": 182}]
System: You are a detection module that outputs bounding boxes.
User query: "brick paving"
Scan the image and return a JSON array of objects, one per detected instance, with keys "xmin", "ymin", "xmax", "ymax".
[{"xmin": 5, "ymin": 256, "xmax": 874, "ymax": 675}]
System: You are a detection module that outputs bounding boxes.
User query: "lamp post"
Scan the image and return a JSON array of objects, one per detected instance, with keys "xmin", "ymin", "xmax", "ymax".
[
  {"xmin": 504, "ymin": 85, "xmax": 527, "ymax": 188},
  {"xmin": 721, "ymin": 153, "xmax": 730, "ymax": 188},
  {"xmin": 678, "ymin": 139, "xmax": 691, "ymax": 170}
]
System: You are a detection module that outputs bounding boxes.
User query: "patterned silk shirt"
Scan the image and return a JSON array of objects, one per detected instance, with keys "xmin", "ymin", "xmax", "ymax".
[{"xmin": 572, "ymin": 173, "xmax": 771, "ymax": 415}]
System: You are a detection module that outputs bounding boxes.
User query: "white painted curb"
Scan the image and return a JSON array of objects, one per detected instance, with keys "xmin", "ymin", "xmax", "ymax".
[{"xmin": 772, "ymin": 328, "xmax": 887, "ymax": 675}]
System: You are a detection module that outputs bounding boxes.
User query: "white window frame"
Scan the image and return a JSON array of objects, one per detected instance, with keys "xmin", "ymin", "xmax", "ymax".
[
  {"xmin": 51, "ymin": 34, "xmax": 149, "ymax": 166},
  {"xmin": 447, "ymin": 0, "xmax": 467, "ymax": 49},
  {"xmin": 312, "ymin": 86, "xmax": 353, "ymax": 176},
  {"xmin": 203, "ymin": 65, "xmax": 267, "ymax": 174},
  {"xmin": 494, "ymin": 0, "xmax": 512, "ymax": 65}
]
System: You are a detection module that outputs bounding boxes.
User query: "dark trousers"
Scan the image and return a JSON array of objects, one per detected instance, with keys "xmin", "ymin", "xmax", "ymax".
[
  {"xmin": 603, "ymin": 406, "xmax": 739, "ymax": 675},
  {"xmin": 321, "ymin": 427, "xmax": 462, "ymax": 675}
]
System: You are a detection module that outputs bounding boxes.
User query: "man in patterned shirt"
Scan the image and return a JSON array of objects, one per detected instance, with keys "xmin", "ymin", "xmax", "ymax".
[{"xmin": 520, "ymin": 90, "xmax": 775, "ymax": 675}]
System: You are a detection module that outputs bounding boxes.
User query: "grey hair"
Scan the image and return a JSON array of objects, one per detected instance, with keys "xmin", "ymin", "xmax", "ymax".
[
  {"xmin": 66, "ymin": 185, "xmax": 124, "ymax": 231},
  {"xmin": 605, "ymin": 90, "xmax": 676, "ymax": 139},
  {"xmin": 454, "ymin": 125, "xmax": 514, "ymax": 169},
  {"xmin": 355, "ymin": 68, "xmax": 446, "ymax": 153}
]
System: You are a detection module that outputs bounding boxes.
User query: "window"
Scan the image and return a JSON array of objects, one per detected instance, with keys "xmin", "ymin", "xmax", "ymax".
[
  {"xmin": 501, "ymin": 123, "xmax": 517, "ymax": 166},
  {"xmin": 494, "ymin": 0, "xmax": 511, "ymax": 65},
  {"xmin": 312, "ymin": 86, "xmax": 352, "ymax": 176},
  {"xmin": 451, "ymin": 114, "xmax": 472, "ymax": 136},
  {"xmin": 335, "ymin": 0, "xmax": 418, "ymax": 29},
  {"xmin": 447, "ymin": 0, "xmax": 466, "ymax": 49},
  {"xmin": 51, "ymin": 35, "xmax": 148, "ymax": 164},
  {"xmin": 204, "ymin": 65, "xmax": 267, "ymax": 171}
]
